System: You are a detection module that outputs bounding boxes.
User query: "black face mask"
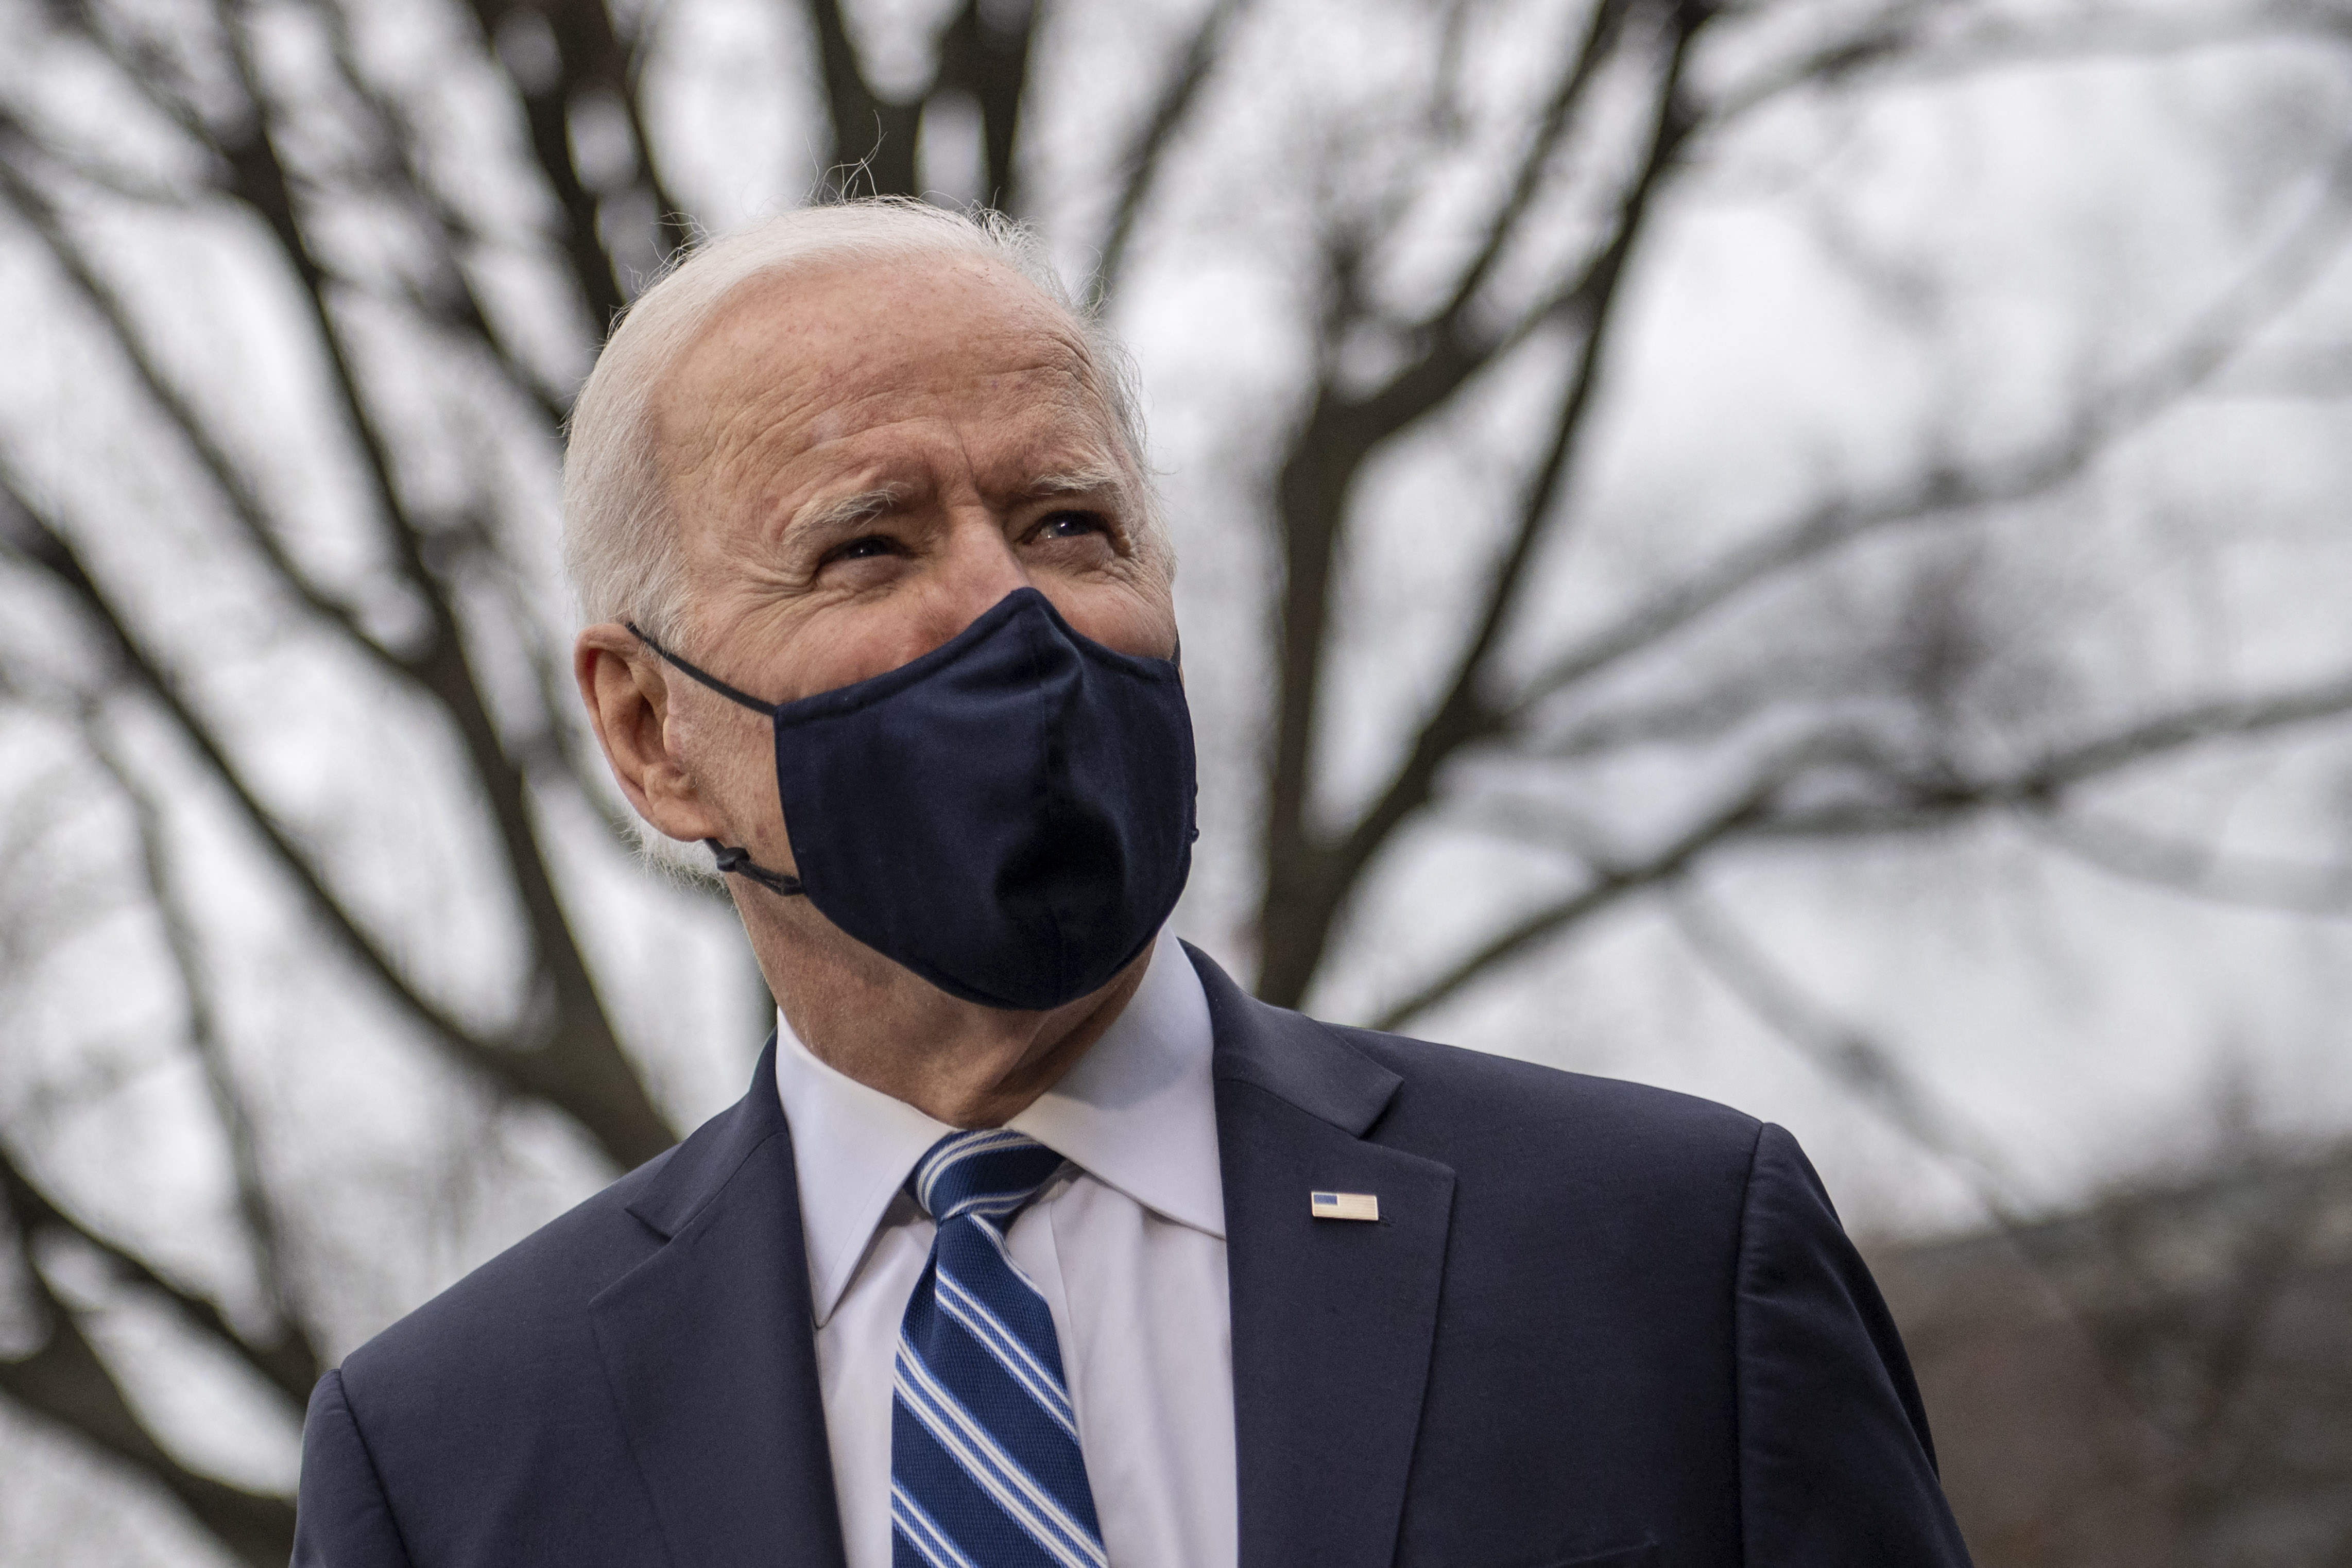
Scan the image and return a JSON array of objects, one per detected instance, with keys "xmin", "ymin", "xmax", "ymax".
[{"xmin": 631, "ymin": 588, "xmax": 1197, "ymax": 1012}]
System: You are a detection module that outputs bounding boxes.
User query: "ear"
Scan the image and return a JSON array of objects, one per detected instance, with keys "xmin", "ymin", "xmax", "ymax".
[{"xmin": 575, "ymin": 624, "xmax": 732, "ymax": 844}]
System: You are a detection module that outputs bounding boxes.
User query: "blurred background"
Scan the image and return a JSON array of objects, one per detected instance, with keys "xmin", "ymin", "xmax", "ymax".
[{"xmin": 2, "ymin": 0, "xmax": 2351, "ymax": 1561}]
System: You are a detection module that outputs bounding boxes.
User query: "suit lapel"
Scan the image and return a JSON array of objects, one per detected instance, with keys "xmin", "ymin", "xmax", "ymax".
[
  {"xmin": 589, "ymin": 1040, "xmax": 849, "ymax": 1568},
  {"xmin": 1190, "ymin": 945, "xmax": 1456, "ymax": 1568}
]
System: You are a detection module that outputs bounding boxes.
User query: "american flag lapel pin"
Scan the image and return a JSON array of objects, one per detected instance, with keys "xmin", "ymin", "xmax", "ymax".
[{"xmin": 1310, "ymin": 1190, "xmax": 1379, "ymax": 1221}]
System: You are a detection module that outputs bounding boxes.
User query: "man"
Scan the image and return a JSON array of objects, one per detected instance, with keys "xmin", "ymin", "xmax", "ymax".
[{"xmin": 292, "ymin": 201, "xmax": 1973, "ymax": 1568}]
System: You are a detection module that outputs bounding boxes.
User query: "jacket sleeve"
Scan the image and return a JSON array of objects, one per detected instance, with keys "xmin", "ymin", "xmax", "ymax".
[
  {"xmin": 1733, "ymin": 1123, "xmax": 1974, "ymax": 1567},
  {"xmin": 292, "ymin": 1369, "xmax": 416, "ymax": 1568}
]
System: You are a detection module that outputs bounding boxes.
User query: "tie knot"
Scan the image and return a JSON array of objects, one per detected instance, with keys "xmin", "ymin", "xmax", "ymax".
[{"xmin": 911, "ymin": 1129, "xmax": 1068, "ymax": 1224}]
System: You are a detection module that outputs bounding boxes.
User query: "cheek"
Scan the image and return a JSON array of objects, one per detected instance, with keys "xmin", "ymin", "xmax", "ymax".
[
  {"xmin": 780, "ymin": 617, "xmax": 921, "ymax": 701},
  {"xmin": 1053, "ymin": 581, "xmax": 1177, "ymax": 660},
  {"xmin": 678, "ymin": 707, "xmax": 776, "ymax": 806}
]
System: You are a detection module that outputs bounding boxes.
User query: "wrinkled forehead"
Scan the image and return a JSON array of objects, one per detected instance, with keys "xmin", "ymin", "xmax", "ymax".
[{"xmin": 649, "ymin": 252, "xmax": 1119, "ymax": 475}]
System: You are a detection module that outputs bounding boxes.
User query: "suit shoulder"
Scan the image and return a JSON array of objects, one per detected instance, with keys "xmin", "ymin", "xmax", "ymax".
[
  {"xmin": 1338, "ymin": 1021, "xmax": 1760, "ymax": 1141},
  {"xmin": 1331, "ymin": 1022, "xmax": 1765, "ymax": 1192},
  {"xmin": 342, "ymin": 1143, "xmax": 675, "ymax": 1387}
]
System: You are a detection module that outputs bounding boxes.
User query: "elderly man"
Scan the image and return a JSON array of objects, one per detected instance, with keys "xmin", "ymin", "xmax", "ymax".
[{"xmin": 291, "ymin": 201, "xmax": 1972, "ymax": 1568}]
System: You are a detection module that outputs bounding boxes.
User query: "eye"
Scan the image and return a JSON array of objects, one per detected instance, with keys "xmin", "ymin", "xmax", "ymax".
[
  {"xmin": 1032, "ymin": 510, "xmax": 1107, "ymax": 542},
  {"xmin": 819, "ymin": 533, "xmax": 904, "ymax": 566}
]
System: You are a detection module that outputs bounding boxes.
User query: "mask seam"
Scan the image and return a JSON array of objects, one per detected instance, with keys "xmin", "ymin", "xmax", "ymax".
[{"xmin": 1025, "ymin": 602, "xmax": 1083, "ymax": 1006}]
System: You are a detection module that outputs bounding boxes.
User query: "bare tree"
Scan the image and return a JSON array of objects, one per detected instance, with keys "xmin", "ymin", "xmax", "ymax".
[
  {"xmin": 2, "ymin": 1, "xmax": 2350, "ymax": 1563},
  {"xmin": 1671, "ymin": 879, "xmax": 2352, "ymax": 1563},
  {"xmin": 1875, "ymin": 1129, "xmax": 2352, "ymax": 1567}
]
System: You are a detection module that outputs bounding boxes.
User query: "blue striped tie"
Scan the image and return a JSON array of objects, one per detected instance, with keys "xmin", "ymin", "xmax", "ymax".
[{"xmin": 891, "ymin": 1129, "xmax": 1106, "ymax": 1568}]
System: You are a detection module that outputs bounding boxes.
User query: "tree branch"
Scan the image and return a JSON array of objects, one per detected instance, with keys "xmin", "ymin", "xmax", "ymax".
[
  {"xmin": 1653, "ymin": 881, "xmax": 2351, "ymax": 1484},
  {"xmin": 197, "ymin": 3, "xmax": 675, "ymax": 1167},
  {"xmin": 87, "ymin": 717, "xmax": 325, "ymax": 1401},
  {"xmin": 1714, "ymin": 1, "xmax": 2352, "ymax": 127},
  {"xmin": 934, "ymin": 0, "xmax": 1041, "ymax": 212},
  {"xmin": 1323, "ymin": 14, "xmax": 1703, "ymax": 911},
  {"xmin": 1418, "ymin": 0, "xmax": 1644, "ymax": 339},
  {"xmin": 1507, "ymin": 148, "xmax": 2352, "ymax": 725},
  {"xmin": 0, "ymin": 1169, "xmax": 297, "ymax": 1568},
  {"xmin": 1379, "ymin": 666, "xmax": 2352, "ymax": 1028},
  {"xmin": 13, "ymin": 4, "xmax": 674, "ymax": 1169},
  {"xmin": 1368, "ymin": 774, "xmax": 1777, "ymax": 1029},
  {"xmin": 2030, "ymin": 808, "xmax": 2352, "ymax": 918},
  {"xmin": 0, "ymin": 477, "xmax": 492, "ymax": 1063},
  {"xmin": 0, "ymin": 139, "xmax": 410, "ymax": 680},
  {"xmin": 298, "ymin": 0, "xmax": 577, "ymax": 426},
  {"xmin": 1254, "ymin": 5, "xmax": 1708, "ymax": 1005},
  {"xmin": 1754, "ymin": 674, "xmax": 2352, "ymax": 843},
  {"xmin": 0, "ymin": 1135, "xmax": 312, "ymax": 1411},
  {"xmin": 1666, "ymin": 884, "xmax": 2029, "ymax": 1220},
  {"xmin": 1093, "ymin": 0, "xmax": 1246, "ymax": 298},
  {"xmin": 456, "ymin": 0, "xmax": 655, "ymax": 320},
  {"xmin": 800, "ymin": 0, "xmax": 920, "ymax": 196}
]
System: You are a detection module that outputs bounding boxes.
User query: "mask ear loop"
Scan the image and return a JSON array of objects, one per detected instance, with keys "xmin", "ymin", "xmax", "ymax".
[
  {"xmin": 626, "ymin": 622, "xmax": 808, "ymax": 899},
  {"xmin": 627, "ymin": 621, "xmax": 776, "ymax": 711},
  {"xmin": 704, "ymin": 840, "xmax": 805, "ymax": 898}
]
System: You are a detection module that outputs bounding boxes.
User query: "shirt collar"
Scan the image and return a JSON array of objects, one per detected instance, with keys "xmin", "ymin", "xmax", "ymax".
[
  {"xmin": 774, "ymin": 936, "xmax": 1224, "ymax": 1328},
  {"xmin": 1007, "ymin": 936, "xmax": 1225, "ymax": 1242}
]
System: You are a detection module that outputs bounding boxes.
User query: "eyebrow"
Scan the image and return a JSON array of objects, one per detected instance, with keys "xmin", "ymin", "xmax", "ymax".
[
  {"xmin": 1017, "ymin": 467, "xmax": 1127, "ymax": 503},
  {"xmin": 784, "ymin": 468, "xmax": 1128, "ymax": 540},
  {"xmin": 789, "ymin": 487, "xmax": 904, "ymax": 536}
]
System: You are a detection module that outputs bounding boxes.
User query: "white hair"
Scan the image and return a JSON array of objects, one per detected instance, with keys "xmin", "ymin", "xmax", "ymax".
[{"xmin": 562, "ymin": 198, "xmax": 1165, "ymax": 648}]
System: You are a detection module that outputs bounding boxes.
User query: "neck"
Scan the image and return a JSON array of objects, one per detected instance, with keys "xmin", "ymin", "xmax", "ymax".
[{"xmin": 749, "ymin": 908, "xmax": 1155, "ymax": 1127}]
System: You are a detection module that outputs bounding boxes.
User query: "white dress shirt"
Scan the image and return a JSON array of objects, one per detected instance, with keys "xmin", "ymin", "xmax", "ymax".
[{"xmin": 774, "ymin": 938, "xmax": 1238, "ymax": 1568}]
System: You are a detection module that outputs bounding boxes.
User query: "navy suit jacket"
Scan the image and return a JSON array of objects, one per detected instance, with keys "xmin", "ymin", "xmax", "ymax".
[{"xmin": 294, "ymin": 945, "xmax": 1972, "ymax": 1567}]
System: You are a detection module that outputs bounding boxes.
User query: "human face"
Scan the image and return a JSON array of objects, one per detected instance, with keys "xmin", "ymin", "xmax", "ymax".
[
  {"xmin": 574, "ymin": 249, "xmax": 1175, "ymax": 884},
  {"xmin": 654, "ymin": 251, "xmax": 1173, "ymax": 699}
]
